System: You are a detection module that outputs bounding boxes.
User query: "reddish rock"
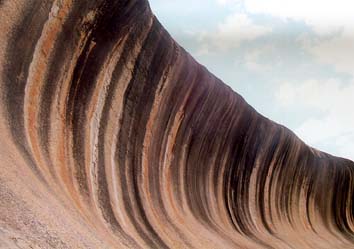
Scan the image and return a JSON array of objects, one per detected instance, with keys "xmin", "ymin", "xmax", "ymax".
[{"xmin": 0, "ymin": 1, "xmax": 353, "ymax": 248}]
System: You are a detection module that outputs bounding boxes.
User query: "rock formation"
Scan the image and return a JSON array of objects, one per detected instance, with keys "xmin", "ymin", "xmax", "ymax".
[{"xmin": 0, "ymin": 0, "xmax": 353, "ymax": 248}]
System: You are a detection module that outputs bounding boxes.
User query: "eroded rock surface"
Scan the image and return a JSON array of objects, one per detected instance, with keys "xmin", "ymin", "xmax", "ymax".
[{"xmin": 0, "ymin": 0, "xmax": 353, "ymax": 248}]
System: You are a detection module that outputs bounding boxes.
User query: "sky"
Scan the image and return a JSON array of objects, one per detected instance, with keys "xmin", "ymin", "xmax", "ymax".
[{"xmin": 149, "ymin": 0, "xmax": 354, "ymax": 161}]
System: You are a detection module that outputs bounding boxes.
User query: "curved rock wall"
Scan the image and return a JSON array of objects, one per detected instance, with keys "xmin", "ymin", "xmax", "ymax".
[{"xmin": 0, "ymin": 0, "xmax": 353, "ymax": 248}]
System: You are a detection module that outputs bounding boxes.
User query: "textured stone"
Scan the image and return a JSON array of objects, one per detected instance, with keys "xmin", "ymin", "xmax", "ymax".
[{"xmin": 0, "ymin": 0, "xmax": 353, "ymax": 248}]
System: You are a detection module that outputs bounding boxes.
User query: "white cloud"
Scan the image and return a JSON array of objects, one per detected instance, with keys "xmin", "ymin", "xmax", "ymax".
[
  {"xmin": 196, "ymin": 13, "xmax": 271, "ymax": 54},
  {"xmin": 243, "ymin": 44, "xmax": 281, "ymax": 72},
  {"xmin": 275, "ymin": 79, "xmax": 354, "ymax": 160},
  {"xmin": 216, "ymin": 0, "xmax": 232, "ymax": 4},
  {"xmin": 302, "ymin": 34, "xmax": 354, "ymax": 76},
  {"xmin": 215, "ymin": 0, "xmax": 354, "ymax": 76},
  {"xmin": 244, "ymin": 49, "xmax": 266, "ymax": 71},
  {"xmin": 218, "ymin": 13, "xmax": 271, "ymax": 45},
  {"xmin": 216, "ymin": 0, "xmax": 239, "ymax": 5},
  {"xmin": 234, "ymin": 0, "xmax": 354, "ymax": 35}
]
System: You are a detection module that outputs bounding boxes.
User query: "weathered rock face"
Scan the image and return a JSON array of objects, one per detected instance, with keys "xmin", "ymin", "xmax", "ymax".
[{"xmin": 0, "ymin": 0, "xmax": 353, "ymax": 248}]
